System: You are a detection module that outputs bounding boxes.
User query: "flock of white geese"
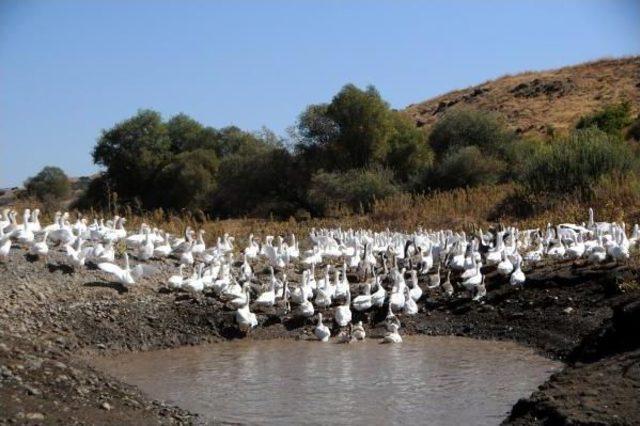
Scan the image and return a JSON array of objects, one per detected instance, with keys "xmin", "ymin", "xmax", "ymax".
[{"xmin": 0, "ymin": 207, "xmax": 636, "ymax": 344}]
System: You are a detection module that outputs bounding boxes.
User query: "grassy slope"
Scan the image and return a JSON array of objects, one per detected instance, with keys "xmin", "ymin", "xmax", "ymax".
[{"xmin": 405, "ymin": 56, "xmax": 640, "ymax": 137}]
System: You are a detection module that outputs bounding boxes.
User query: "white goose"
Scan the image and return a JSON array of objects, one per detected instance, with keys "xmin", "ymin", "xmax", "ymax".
[
  {"xmin": 235, "ymin": 286, "xmax": 258, "ymax": 332},
  {"xmin": 29, "ymin": 231, "xmax": 49, "ymax": 258},
  {"xmin": 510, "ymin": 257, "xmax": 526, "ymax": 286},
  {"xmin": 352, "ymin": 283, "xmax": 373, "ymax": 312},
  {"xmin": 314, "ymin": 313, "xmax": 330, "ymax": 342},
  {"xmin": 352, "ymin": 321, "xmax": 366, "ymax": 340},
  {"xmin": 168, "ymin": 265, "xmax": 186, "ymax": 288},
  {"xmin": 98, "ymin": 253, "xmax": 158, "ymax": 286},
  {"xmin": 408, "ymin": 270, "xmax": 422, "ymax": 302},
  {"xmin": 382, "ymin": 323, "xmax": 402, "ymax": 343},
  {"xmin": 334, "ymin": 289, "xmax": 352, "ymax": 327}
]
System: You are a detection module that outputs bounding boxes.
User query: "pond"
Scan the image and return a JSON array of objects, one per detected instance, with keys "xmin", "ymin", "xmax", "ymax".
[{"xmin": 93, "ymin": 336, "xmax": 561, "ymax": 425}]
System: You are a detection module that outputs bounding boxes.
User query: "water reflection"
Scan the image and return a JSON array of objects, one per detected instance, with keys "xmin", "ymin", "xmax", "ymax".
[{"xmin": 94, "ymin": 336, "xmax": 560, "ymax": 425}]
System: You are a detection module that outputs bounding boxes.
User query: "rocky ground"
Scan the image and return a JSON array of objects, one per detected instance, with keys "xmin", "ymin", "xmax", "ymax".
[{"xmin": 0, "ymin": 246, "xmax": 639, "ymax": 425}]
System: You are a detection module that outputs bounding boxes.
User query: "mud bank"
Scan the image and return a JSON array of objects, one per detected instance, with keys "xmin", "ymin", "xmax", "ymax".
[{"xmin": 0, "ymin": 248, "xmax": 638, "ymax": 424}]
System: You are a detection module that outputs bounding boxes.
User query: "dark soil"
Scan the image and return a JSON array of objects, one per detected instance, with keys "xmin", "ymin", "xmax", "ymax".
[{"xmin": 1, "ymin": 247, "xmax": 639, "ymax": 425}]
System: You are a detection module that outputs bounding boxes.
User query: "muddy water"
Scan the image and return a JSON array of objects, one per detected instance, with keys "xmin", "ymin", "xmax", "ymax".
[{"xmin": 94, "ymin": 336, "xmax": 560, "ymax": 425}]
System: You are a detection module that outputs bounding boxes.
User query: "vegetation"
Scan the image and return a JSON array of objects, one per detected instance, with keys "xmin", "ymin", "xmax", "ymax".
[
  {"xmin": 576, "ymin": 101, "xmax": 633, "ymax": 136},
  {"xmin": 24, "ymin": 166, "xmax": 71, "ymax": 208},
  {"xmin": 52, "ymin": 78, "xmax": 634, "ymax": 223}
]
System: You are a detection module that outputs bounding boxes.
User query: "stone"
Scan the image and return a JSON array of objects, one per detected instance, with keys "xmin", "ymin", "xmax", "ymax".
[
  {"xmin": 563, "ymin": 307, "xmax": 574, "ymax": 314},
  {"xmin": 101, "ymin": 401, "xmax": 113, "ymax": 411},
  {"xmin": 25, "ymin": 413, "xmax": 45, "ymax": 420}
]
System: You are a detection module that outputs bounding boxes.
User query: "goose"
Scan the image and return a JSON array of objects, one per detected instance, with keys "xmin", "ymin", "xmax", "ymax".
[
  {"xmin": 510, "ymin": 257, "xmax": 526, "ymax": 286},
  {"xmin": 427, "ymin": 265, "xmax": 441, "ymax": 289},
  {"xmin": 296, "ymin": 298, "xmax": 315, "ymax": 318},
  {"xmin": 98, "ymin": 253, "xmax": 158, "ymax": 286},
  {"xmin": 547, "ymin": 236, "xmax": 566, "ymax": 260},
  {"xmin": 168, "ymin": 265, "xmax": 185, "ymax": 288},
  {"xmin": 302, "ymin": 246, "xmax": 322, "ymax": 265},
  {"xmin": 179, "ymin": 240, "xmax": 195, "ymax": 266},
  {"xmin": 352, "ymin": 283, "xmax": 373, "ymax": 312},
  {"xmin": 221, "ymin": 276, "xmax": 244, "ymax": 300},
  {"xmin": 382, "ymin": 323, "xmax": 402, "ymax": 343},
  {"xmin": 235, "ymin": 286, "xmax": 258, "ymax": 332},
  {"xmin": 419, "ymin": 245, "xmax": 434, "ymax": 274},
  {"xmin": 230, "ymin": 283, "xmax": 251, "ymax": 309},
  {"xmin": 461, "ymin": 262, "xmax": 482, "ymax": 294},
  {"xmin": 442, "ymin": 270, "xmax": 454, "ymax": 297},
  {"xmin": 314, "ymin": 313, "xmax": 330, "ymax": 342},
  {"xmin": 389, "ymin": 270, "xmax": 406, "ymax": 312},
  {"xmin": 291, "ymin": 270, "xmax": 313, "ymax": 304},
  {"xmin": 137, "ymin": 231, "xmax": 154, "ymax": 261},
  {"xmin": 403, "ymin": 287, "xmax": 419, "ymax": 315},
  {"xmin": 496, "ymin": 251, "xmax": 514, "ymax": 276},
  {"xmin": 314, "ymin": 269, "xmax": 333, "ymax": 309},
  {"xmin": 408, "ymin": 270, "xmax": 422, "ymax": 302},
  {"xmin": 472, "ymin": 276, "xmax": 487, "ymax": 301},
  {"xmin": 95, "ymin": 241, "xmax": 115, "ymax": 263},
  {"xmin": 334, "ymin": 289, "xmax": 352, "ymax": 327},
  {"xmin": 333, "ymin": 263, "xmax": 350, "ymax": 300},
  {"xmin": 0, "ymin": 234, "xmax": 12, "ymax": 261},
  {"xmin": 244, "ymin": 234, "xmax": 259, "ymax": 258},
  {"xmin": 65, "ymin": 238, "xmax": 90, "ymax": 268},
  {"xmin": 524, "ymin": 240, "xmax": 544, "ymax": 263},
  {"xmin": 240, "ymin": 254, "xmax": 252, "ymax": 281},
  {"xmin": 352, "ymin": 321, "xmax": 366, "ymax": 340},
  {"xmin": 588, "ymin": 236, "xmax": 607, "ymax": 263},
  {"xmin": 15, "ymin": 211, "xmax": 35, "ymax": 245},
  {"xmin": 566, "ymin": 234, "xmax": 586, "ymax": 259},
  {"xmin": 255, "ymin": 277, "xmax": 276, "ymax": 308},
  {"xmin": 370, "ymin": 275, "xmax": 386, "ymax": 308},
  {"xmin": 385, "ymin": 303, "xmax": 401, "ymax": 332},
  {"xmin": 153, "ymin": 235, "xmax": 172, "ymax": 258},
  {"xmin": 27, "ymin": 209, "xmax": 41, "ymax": 233},
  {"xmin": 192, "ymin": 230, "xmax": 206, "ymax": 254},
  {"xmin": 29, "ymin": 231, "xmax": 49, "ymax": 258}
]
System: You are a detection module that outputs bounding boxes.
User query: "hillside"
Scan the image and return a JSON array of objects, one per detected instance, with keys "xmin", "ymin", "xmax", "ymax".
[{"xmin": 405, "ymin": 57, "xmax": 640, "ymax": 136}]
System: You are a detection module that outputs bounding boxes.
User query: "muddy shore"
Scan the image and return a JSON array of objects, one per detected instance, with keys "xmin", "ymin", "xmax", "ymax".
[{"xmin": 1, "ymin": 248, "xmax": 639, "ymax": 425}]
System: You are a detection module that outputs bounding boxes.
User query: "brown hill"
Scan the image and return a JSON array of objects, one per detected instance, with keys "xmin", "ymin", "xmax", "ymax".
[{"xmin": 405, "ymin": 56, "xmax": 640, "ymax": 137}]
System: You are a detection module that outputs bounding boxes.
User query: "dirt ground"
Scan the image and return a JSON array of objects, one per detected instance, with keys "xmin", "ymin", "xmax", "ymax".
[{"xmin": 0, "ymin": 246, "xmax": 638, "ymax": 425}]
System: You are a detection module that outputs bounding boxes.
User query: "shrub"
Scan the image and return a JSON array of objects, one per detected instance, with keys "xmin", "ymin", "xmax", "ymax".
[
  {"xmin": 519, "ymin": 128, "xmax": 638, "ymax": 197},
  {"xmin": 576, "ymin": 101, "xmax": 633, "ymax": 136},
  {"xmin": 307, "ymin": 168, "xmax": 399, "ymax": 215},
  {"xmin": 428, "ymin": 108, "xmax": 515, "ymax": 158},
  {"xmin": 627, "ymin": 115, "xmax": 640, "ymax": 141},
  {"xmin": 24, "ymin": 166, "xmax": 71, "ymax": 205},
  {"xmin": 425, "ymin": 146, "xmax": 506, "ymax": 190}
]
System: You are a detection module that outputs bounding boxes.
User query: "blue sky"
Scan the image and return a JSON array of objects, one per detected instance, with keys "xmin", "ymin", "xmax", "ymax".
[{"xmin": 1, "ymin": 0, "xmax": 639, "ymax": 186}]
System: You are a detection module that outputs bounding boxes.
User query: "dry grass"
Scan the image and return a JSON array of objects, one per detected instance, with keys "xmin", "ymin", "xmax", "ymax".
[
  {"xmin": 8, "ymin": 174, "xmax": 640, "ymax": 247},
  {"xmin": 405, "ymin": 56, "xmax": 640, "ymax": 137}
]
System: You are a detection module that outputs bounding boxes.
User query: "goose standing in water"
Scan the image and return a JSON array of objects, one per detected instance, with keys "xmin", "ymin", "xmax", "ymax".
[
  {"xmin": 382, "ymin": 323, "xmax": 402, "ymax": 343},
  {"xmin": 385, "ymin": 303, "xmax": 401, "ymax": 332},
  {"xmin": 314, "ymin": 313, "xmax": 330, "ymax": 342},
  {"xmin": 352, "ymin": 321, "xmax": 366, "ymax": 340}
]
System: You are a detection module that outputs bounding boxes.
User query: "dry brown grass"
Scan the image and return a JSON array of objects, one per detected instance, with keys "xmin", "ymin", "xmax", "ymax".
[
  {"xmin": 7, "ymin": 173, "xmax": 640, "ymax": 247},
  {"xmin": 405, "ymin": 56, "xmax": 640, "ymax": 138}
]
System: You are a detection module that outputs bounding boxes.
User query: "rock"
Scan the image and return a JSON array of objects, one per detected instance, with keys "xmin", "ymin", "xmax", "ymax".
[
  {"xmin": 101, "ymin": 401, "xmax": 113, "ymax": 411},
  {"xmin": 25, "ymin": 412, "xmax": 45, "ymax": 420},
  {"xmin": 563, "ymin": 307, "xmax": 574, "ymax": 314}
]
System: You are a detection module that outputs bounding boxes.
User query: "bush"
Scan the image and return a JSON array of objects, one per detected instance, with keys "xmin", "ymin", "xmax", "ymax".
[
  {"xmin": 307, "ymin": 168, "xmax": 399, "ymax": 215},
  {"xmin": 425, "ymin": 146, "xmax": 506, "ymax": 190},
  {"xmin": 576, "ymin": 101, "xmax": 633, "ymax": 136},
  {"xmin": 428, "ymin": 108, "xmax": 515, "ymax": 158},
  {"xmin": 627, "ymin": 115, "xmax": 640, "ymax": 141},
  {"xmin": 24, "ymin": 166, "xmax": 71, "ymax": 205},
  {"xmin": 519, "ymin": 128, "xmax": 638, "ymax": 196}
]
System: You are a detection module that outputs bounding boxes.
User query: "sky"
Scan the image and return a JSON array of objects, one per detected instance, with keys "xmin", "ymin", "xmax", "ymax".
[{"xmin": 1, "ymin": 0, "xmax": 639, "ymax": 187}]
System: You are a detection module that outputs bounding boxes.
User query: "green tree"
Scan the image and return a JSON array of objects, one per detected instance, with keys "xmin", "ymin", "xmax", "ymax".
[
  {"xmin": 24, "ymin": 166, "xmax": 71, "ymax": 202},
  {"xmin": 428, "ymin": 108, "xmax": 514, "ymax": 158},
  {"xmin": 166, "ymin": 113, "xmax": 218, "ymax": 153},
  {"xmin": 426, "ymin": 146, "xmax": 506, "ymax": 190},
  {"xmin": 158, "ymin": 149, "xmax": 219, "ymax": 210},
  {"xmin": 385, "ymin": 112, "xmax": 433, "ymax": 181},
  {"xmin": 307, "ymin": 167, "xmax": 399, "ymax": 215},
  {"xmin": 92, "ymin": 110, "xmax": 172, "ymax": 205}
]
